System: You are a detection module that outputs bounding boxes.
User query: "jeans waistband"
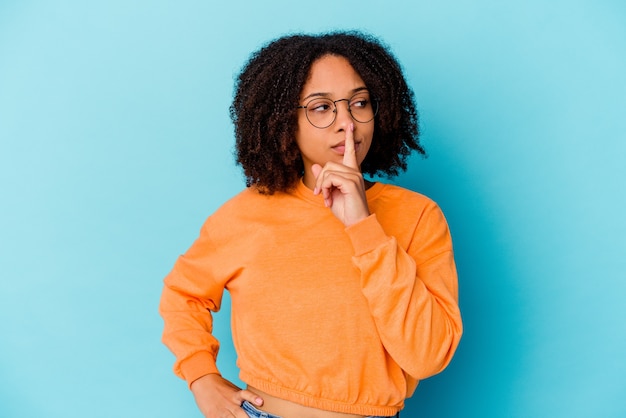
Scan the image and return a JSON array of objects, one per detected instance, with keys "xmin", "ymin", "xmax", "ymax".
[{"xmin": 241, "ymin": 401, "xmax": 399, "ymax": 418}]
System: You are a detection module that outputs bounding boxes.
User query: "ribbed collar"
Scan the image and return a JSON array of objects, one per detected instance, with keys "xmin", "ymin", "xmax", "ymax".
[{"xmin": 291, "ymin": 177, "xmax": 386, "ymax": 207}]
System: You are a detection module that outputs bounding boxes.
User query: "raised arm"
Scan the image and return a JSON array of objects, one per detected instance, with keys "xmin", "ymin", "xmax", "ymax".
[{"xmin": 346, "ymin": 202, "xmax": 462, "ymax": 392}]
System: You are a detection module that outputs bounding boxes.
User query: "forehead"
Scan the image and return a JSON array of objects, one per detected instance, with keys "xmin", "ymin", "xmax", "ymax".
[{"xmin": 300, "ymin": 54, "xmax": 366, "ymax": 97}]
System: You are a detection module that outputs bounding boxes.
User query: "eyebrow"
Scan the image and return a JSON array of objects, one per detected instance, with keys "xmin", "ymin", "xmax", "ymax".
[{"xmin": 301, "ymin": 86, "xmax": 369, "ymax": 102}]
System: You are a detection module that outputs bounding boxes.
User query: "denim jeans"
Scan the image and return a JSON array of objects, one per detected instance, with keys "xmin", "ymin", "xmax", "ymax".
[{"xmin": 241, "ymin": 401, "xmax": 399, "ymax": 418}]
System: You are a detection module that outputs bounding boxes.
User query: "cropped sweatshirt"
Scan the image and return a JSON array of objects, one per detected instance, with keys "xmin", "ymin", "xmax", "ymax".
[{"xmin": 159, "ymin": 180, "xmax": 462, "ymax": 417}]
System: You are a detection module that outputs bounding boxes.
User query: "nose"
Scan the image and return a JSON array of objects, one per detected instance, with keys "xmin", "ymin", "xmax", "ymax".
[{"xmin": 333, "ymin": 99, "xmax": 352, "ymax": 130}]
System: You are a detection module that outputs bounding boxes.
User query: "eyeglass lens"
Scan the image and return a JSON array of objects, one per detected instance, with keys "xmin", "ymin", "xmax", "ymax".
[{"xmin": 304, "ymin": 93, "xmax": 377, "ymax": 128}]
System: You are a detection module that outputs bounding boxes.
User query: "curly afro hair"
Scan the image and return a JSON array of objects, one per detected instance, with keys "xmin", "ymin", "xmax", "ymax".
[{"xmin": 230, "ymin": 30, "xmax": 425, "ymax": 194}]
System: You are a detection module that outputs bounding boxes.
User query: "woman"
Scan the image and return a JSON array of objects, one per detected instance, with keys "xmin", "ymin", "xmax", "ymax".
[{"xmin": 159, "ymin": 31, "xmax": 462, "ymax": 418}]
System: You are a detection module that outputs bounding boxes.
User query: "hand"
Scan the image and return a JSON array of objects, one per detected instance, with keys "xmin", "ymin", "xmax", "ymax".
[
  {"xmin": 311, "ymin": 123, "xmax": 370, "ymax": 227},
  {"xmin": 190, "ymin": 373, "xmax": 263, "ymax": 418}
]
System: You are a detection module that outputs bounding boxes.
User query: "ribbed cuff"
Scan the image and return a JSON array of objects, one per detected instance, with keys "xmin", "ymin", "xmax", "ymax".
[
  {"xmin": 345, "ymin": 214, "xmax": 390, "ymax": 256},
  {"xmin": 180, "ymin": 351, "xmax": 220, "ymax": 388}
]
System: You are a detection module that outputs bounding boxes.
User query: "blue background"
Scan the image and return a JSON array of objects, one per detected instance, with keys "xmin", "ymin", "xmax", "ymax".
[{"xmin": 1, "ymin": 1, "xmax": 625, "ymax": 417}]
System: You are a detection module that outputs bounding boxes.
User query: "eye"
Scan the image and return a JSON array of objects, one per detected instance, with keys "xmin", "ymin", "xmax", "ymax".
[
  {"xmin": 350, "ymin": 97, "xmax": 370, "ymax": 109},
  {"xmin": 308, "ymin": 100, "xmax": 333, "ymax": 113}
]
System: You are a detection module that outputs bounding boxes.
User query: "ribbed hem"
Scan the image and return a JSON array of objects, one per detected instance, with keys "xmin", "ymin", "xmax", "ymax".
[
  {"xmin": 180, "ymin": 351, "xmax": 220, "ymax": 388},
  {"xmin": 241, "ymin": 372, "xmax": 401, "ymax": 416}
]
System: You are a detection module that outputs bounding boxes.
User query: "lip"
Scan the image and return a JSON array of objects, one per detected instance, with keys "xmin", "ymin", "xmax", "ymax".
[{"xmin": 331, "ymin": 141, "xmax": 361, "ymax": 155}]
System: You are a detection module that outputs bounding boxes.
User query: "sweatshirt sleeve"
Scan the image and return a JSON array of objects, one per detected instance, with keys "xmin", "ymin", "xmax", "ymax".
[
  {"xmin": 158, "ymin": 218, "xmax": 226, "ymax": 387},
  {"xmin": 345, "ymin": 202, "xmax": 462, "ymax": 390}
]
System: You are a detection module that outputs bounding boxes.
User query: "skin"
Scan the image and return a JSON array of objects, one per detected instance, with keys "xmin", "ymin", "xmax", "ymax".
[
  {"xmin": 190, "ymin": 374, "xmax": 262, "ymax": 418},
  {"xmin": 299, "ymin": 54, "xmax": 374, "ymax": 228},
  {"xmin": 191, "ymin": 54, "xmax": 375, "ymax": 418}
]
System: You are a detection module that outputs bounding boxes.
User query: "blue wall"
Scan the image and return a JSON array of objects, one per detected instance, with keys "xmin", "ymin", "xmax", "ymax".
[{"xmin": 1, "ymin": 1, "xmax": 624, "ymax": 417}]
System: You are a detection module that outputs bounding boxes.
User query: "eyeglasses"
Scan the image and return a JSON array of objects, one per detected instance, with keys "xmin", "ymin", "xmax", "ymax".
[{"xmin": 297, "ymin": 92, "xmax": 378, "ymax": 129}]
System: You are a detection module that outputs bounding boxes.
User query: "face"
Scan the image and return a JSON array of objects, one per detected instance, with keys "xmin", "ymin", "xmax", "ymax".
[{"xmin": 295, "ymin": 55, "xmax": 374, "ymax": 185}]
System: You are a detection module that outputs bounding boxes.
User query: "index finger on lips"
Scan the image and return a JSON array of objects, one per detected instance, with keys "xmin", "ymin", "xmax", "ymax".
[{"xmin": 342, "ymin": 123, "xmax": 358, "ymax": 169}]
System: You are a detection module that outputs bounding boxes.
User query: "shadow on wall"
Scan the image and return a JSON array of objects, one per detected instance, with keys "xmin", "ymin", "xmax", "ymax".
[{"xmin": 395, "ymin": 134, "xmax": 528, "ymax": 418}]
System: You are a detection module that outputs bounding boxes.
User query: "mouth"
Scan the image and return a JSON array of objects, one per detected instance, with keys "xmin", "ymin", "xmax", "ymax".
[{"xmin": 331, "ymin": 141, "xmax": 361, "ymax": 155}]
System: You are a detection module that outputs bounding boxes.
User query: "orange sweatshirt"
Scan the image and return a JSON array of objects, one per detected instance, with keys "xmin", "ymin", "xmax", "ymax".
[{"xmin": 159, "ymin": 180, "xmax": 462, "ymax": 416}]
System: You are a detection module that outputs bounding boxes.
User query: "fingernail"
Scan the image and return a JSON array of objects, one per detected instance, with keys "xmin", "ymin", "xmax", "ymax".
[
  {"xmin": 350, "ymin": 123, "xmax": 354, "ymax": 132},
  {"xmin": 313, "ymin": 187, "xmax": 319, "ymax": 195}
]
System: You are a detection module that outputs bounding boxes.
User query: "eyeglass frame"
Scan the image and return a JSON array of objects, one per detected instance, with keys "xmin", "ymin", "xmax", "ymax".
[{"xmin": 296, "ymin": 92, "xmax": 379, "ymax": 129}]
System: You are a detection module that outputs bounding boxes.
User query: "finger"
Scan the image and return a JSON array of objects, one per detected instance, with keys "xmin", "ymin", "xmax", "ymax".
[
  {"xmin": 342, "ymin": 123, "xmax": 358, "ymax": 169},
  {"xmin": 229, "ymin": 401, "xmax": 255, "ymax": 418},
  {"xmin": 313, "ymin": 171, "xmax": 332, "ymax": 207},
  {"xmin": 315, "ymin": 170, "xmax": 357, "ymax": 208},
  {"xmin": 311, "ymin": 163, "xmax": 323, "ymax": 194},
  {"xmin": 232, "ymin": 406, "xmax": 250, "ymax": 418},
  {"xmin": 236, "ymin": 389, "xmax": 264, "ymax": 407}
]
